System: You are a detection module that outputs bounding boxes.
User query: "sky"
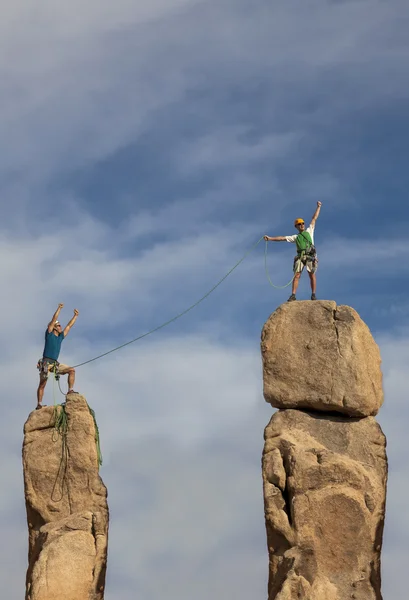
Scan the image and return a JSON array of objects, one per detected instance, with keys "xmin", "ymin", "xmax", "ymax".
[{"xmin": 1, "ymin": 0, "xmax": 409, "ymax": 598}]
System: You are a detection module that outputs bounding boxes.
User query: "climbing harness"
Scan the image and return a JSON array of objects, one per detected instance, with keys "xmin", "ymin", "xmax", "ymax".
[
  {"xmin": 264, "ymin": 240, "xmax": 295, "ymax": 289},
  {"xmin": 295, "ymin": 230, "xmax": 313, "ymax": 253},
  {"xmin": 37, "ymin": 357, "xmax": 59, "ymax": 381},
  {"xmin": 72, "ymin": 236, "xmax": 265, "ymax": 369},
  {"xmin": 293, "ymin": 231, "xmax": 318, "ymax": 274},
  {"xmin": 296, "ymin": 231, "xmax": 316, "ymax": 260}
]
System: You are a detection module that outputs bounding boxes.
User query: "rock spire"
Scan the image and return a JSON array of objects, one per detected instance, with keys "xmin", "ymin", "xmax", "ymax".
[
  {"xmin": 261, "ymin": 301, "xmax": 387, "ymax": 600},
  {"xmin": 23, "ymin": 393, "xmax": 108, "ymax": 600}
]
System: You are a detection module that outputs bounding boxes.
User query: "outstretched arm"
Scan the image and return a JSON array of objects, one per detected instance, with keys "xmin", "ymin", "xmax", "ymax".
[
  {"xmin": 48, "ymin": 303, "xmax": 64, "ymax": 333},
  {"xmin": 310, "ymin": 201, "xmax": 322, "ymax": 226},
  {"xmin": 63, "ymin": 309, "xmax": 79, "ymax": 337},
  {"xmin": 264, "ymin": 235, "xmax": 287, "ymax": 242}
]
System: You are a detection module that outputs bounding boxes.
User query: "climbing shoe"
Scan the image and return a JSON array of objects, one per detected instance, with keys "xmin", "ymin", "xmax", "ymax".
[
  {"xmin": 311, "ymin": 293, "xmax": 316, "ymax": 300},
  {"xmin": 287, "ymin": 294, "xmax": 296, "ymax": 302}
]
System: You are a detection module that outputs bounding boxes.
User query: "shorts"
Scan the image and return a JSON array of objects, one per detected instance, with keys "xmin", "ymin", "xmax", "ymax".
[
  {"xmin": 293, "ymin": 254, "xmax": 318, "ymax": 274},
  {"xmin": 38, "ymin": 359, "xmax": 70, "ymax": 381}
]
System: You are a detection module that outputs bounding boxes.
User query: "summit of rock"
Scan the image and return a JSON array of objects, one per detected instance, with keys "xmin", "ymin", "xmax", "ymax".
[{"xmin": 261, "ymin": 300, "xmax": 383, "ymax": 417}]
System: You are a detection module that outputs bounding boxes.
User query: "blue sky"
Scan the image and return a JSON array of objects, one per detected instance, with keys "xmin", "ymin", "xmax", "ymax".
[{"xmin": 1, "ymin": 0, "xmax": 409, "ymax": 598}]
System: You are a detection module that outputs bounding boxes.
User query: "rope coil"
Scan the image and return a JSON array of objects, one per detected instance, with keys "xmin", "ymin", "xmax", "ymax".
[{"xmin": 264, "ymin": 241, "xmax": 295, "ymax": 289}]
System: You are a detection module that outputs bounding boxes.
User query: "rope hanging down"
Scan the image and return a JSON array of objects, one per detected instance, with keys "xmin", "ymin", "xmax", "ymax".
[
  {"xmin": 264, "ymin": 241, "xmax": 295, "ymax": 289},
  {"xmin": 72, "ymin": 236, "xmax": 265, "ymax": 368},
  {"xmin": 52, "ymin": 401, "xmax": 103, "ymax": 467}
]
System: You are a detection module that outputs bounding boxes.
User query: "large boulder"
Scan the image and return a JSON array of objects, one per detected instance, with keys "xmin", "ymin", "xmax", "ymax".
[
  {"xmin": 262, "ymin": 409, "xmax": 387, "ymax": 600},
  {"xmin": 23, "ymin": 394, "xmax": 108, "ymax": 600},
  {"xmin": 261, "ymin": 301, "xmax": 383, "ymax": 417}
]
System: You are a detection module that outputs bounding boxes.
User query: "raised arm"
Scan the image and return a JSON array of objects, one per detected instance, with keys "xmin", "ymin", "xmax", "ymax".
[
  {"xmin": 63, "ymin": 309, "xmax": 79, "ymax": 337},
  {"xmin": 48, "ymin": 303, "xmax": 64, "ymax": 333},
  {"xmin": 264, "ymin": 235, "xmax": 287, "ymax": 242},
  {"xmin": 310, "ymin": 201, "xmax": 322, "ymax": 226}
]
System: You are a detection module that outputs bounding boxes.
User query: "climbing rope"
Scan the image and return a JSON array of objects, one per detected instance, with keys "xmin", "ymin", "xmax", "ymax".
[
  {"xmin": 51, "ymin": 403, "xmax": 69, "ymax": 502},
  {"xmin": 89, "ymin": 406, "xmax": 103, "ymax": 467},
  {"xmin": 72, "ymin": 236, "xmax": 265, "ymax": 368},
  {"xmin": 52, "ymin": 368, "xmax": 59, "ymax": 403},
  {"xmin": 53, "ymin": 403, "xmax": 68, "ymax": 437},
  {"xmin": 51, "ymin": 400, "xmax": 103, "ymax": 483},
  {"xmin": 43, "ymin": 236, "xmax": 293, "ymax": 484},
  {"xmin": 264, "ymin": 240, "xmax": 295, "ymax": 289},
  {"xmin": 57, "ymin": 377, "xmax": 67, "ymax": 397},
  {"xmin": 47, "ymin": 352, "xmax": 102, "ymax": 471}
]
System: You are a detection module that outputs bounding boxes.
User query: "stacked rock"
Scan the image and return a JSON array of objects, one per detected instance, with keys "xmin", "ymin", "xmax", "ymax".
[
  {"xmin": 261, "ymin": 301, "xmax": 387, "ymax": 600},
  {"xmin": 22, "ymin": 394, "xmax": 108, "ymax": 600}
]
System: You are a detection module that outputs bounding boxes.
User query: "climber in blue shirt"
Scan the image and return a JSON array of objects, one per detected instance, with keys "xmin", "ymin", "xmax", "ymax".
[{"xmin": 36, "ymin": 303, "xmax": 79, "ymax": 409}]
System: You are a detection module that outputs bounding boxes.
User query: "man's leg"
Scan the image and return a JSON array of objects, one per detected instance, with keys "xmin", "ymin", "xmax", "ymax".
[
  {"xmin": 58, "ymin": 365, "xmax": 78, "ymax": 394},
  {"xmin": 288, "ymin": 258, "xmax": 303, "ymax": 300},
  {"xmin": 308, "ymin": 272, "xmax": 316, "ymax": 294},
  {"xmin": 36, "ymin": 377, "xmax": 47, "ymax": 408},
  {"xmin": 307, "ymin": 258, "xmax": 318, "ymax": 299},
  {"xmin": 67, "ymin": 368, "xmax": 76, "ymax": 391},
  {"xmin": 291, "ymin": 272, "xmax": 301, "ymax": 295}
]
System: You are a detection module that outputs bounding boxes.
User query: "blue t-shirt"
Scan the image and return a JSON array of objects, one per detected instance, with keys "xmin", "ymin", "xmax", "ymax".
[{"xmin": 43, "ymin": 329, "xmax": 65, "ymax": 361}]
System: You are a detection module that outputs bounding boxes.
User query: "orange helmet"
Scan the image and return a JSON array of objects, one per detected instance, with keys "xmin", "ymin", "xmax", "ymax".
[{"xmin": 294, "ymin": 218, "xmax": 305, "ymax": 227}]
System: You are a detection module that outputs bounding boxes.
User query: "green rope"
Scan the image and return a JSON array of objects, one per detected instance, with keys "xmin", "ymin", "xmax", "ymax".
[
  {"xmin": 52, "ymin": 402, "xmax": 102, "ymax": 469},
  {"xmin": 264, "ymin": 240, "xmax": 295, "ymax": 289},
  {"xmin": 52, "ymin": 367, "xmax": 59, "ymax": 405},
  {"xmin": 51, "ymin": 403, "xmax": 69, "ymax": 502},
  {"xmin": 72, "ymin": 236, "xmax": 264, "ymax": 368},
  {"xmin": 88, "ymin": 406, "xmax": 103, "ymax": 467},
  {"xmin": 53, "ymin": 404, "xmax": 68, "ymax": 436}
]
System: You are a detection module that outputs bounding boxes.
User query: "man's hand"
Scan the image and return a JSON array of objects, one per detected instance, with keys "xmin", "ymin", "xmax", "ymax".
[
  {"xmin": 264, "ymin": 235, "xmax": 271, "ymax": 241},
  {"xmin": 64, "ymin": 309, "xmax": 79, "ymax": 336},
  {"xmin": 311, "ymin": 202, "xmax": 322, "ymax": 224},
  {"xmin": 48, "ymin": 303, "xmax": 64, "ymax": 332}
]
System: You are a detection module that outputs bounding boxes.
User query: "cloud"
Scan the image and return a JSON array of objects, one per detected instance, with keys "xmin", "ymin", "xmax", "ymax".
[
  {"xmin": 0, "ymin": 213, "xmax": 407, "ymax": 599},
  {"xmin": 1, "ymin": 0, "xmax": 409, "ymax": 598},
  {"xmin": 374, "ymin": 334, "xmax": 409, "ymax": 600},
  {"xmin": 2, "ymin": 0, "xmax": 408, "ymax": 195},
  {"xmin": 175, "ymin": 128, "xmax": 300, "ymax": 175},
  {"xmin": 321, "ymin": 238, "xmax": 406, "ymax": 270},
  {"xmin": 0, "ymin": 233, "xmax": 271, "ymax": 598}
]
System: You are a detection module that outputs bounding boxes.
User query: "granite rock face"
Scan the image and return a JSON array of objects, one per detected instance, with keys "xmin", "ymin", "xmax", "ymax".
[
  {"xmin": 23, "ymin": 394, "xmax": 108, "ymax": 600},
  {"xmin": 260, "ymin": 302, "xmax": 387, "ymax": 600},
  {"xmin": 262, "ymin": 409, "xmax": 387, "ymax": 600},
  {"xmin": 261, "ymin": 301, "xmax": 383, "ymax": 417}
]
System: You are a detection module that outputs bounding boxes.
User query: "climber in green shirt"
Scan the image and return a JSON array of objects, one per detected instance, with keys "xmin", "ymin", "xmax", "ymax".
[{"xmin": 264, "ymin": 201, "xmax": 322, "ymax": 301}]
